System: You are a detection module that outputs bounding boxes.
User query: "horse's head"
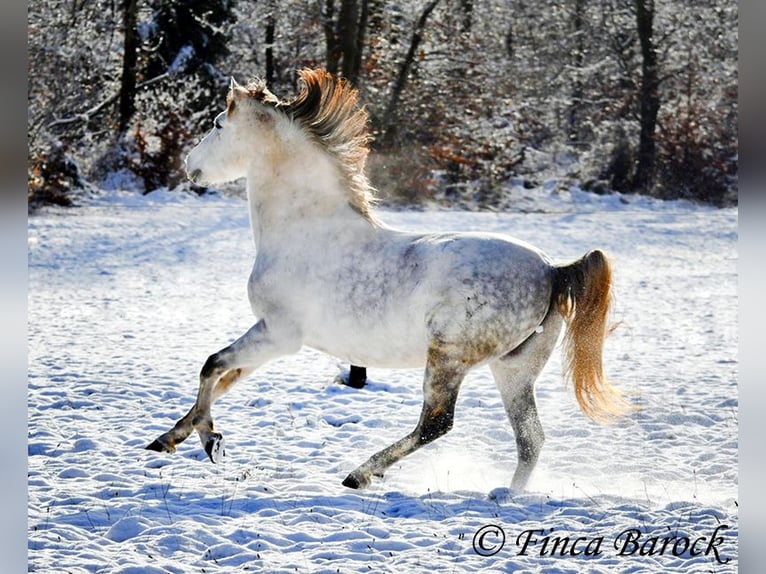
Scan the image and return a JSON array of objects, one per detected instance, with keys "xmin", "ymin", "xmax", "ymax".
[
  {"xmin": 185, "ymin": 78, "xmax": 282, "ymax": 186},
  {"xmin": 185, "ymin": 69, "xmax": 376, "ymax": 221}
]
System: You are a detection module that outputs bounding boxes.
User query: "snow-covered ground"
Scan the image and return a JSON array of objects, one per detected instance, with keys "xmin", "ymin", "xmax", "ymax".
[{"xmin": 28, "ymin": 187, "xmax": 737, "ymax": 573}]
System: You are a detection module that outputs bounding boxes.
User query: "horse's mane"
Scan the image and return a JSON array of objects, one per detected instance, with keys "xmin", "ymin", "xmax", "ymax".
[{"xmin": 241, "ymin": 69, "xmax": 377, "ymax": 223}]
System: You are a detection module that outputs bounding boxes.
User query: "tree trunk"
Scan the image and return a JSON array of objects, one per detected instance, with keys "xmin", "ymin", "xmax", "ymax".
[
  {"xmin": 568, "ymin": 0, "xmax": 585, "ymax": 144},
  {"xmin": 325, "ymin": 0, "xmax": 367, "ymax": 86},
  {"xmin": 351, "ymin": 0, "xmax": 369, "ymax": 84},
  {"xmin": 322, "ymin": 0, "xmax": 340, "ymax": 75},
  {"xmin": 118, "ymin": 0, "xmax": 138, "ymax": 133},
  {"xmin": 265, "ymin": 2, "xmax": 277, "ymax": 86},
  {"xmin": 460, "ymin": 0, "xmax": 473, "ymax": 33},
  {"xmin": 381, "ymin": 0, "xmax": 442, "ymax": 145},
  {"xmin": 633, "ymin": 0, "xmax": 660, "ymax": 193},
  {"xmin": 338, "ymin": 0, "xmax": 360, "ymax": 81}
]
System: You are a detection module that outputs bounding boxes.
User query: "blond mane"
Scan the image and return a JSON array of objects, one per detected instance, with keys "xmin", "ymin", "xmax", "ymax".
[{"xmin": 240, "ymin": 69, "xmax": 377, "ymax": 223}]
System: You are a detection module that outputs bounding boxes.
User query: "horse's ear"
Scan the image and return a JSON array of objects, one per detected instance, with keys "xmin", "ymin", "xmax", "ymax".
[
  {"xmin": 229, "ymin": 77, "xmax": 248, "ymax": 100},
  {"xmin": 227, "ymin": 77, "xmax": 249, "ymax": 113}
]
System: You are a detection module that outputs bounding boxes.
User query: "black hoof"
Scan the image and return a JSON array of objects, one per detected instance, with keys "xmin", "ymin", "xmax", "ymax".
[
  {"xmin": 204, "ymin": 433, "xmax": 225, "ymax": 464},
  {"xmin": 146, "ymin": 439, "xmax": 169, "ymax": 453},
  {"xmin": 340, "ymin": 365, "xmax": 367, "ymax": 389},
  {"xmin": 342, "ymin": 470, "xmax": 371, "ymax": 489},
  {"xmin": 342, "ymin": 474, "xmax": 362, "ymax": 489},
  {"xmin": 335, "ymin": 365, "xmax": 367, "ymax": 389}
]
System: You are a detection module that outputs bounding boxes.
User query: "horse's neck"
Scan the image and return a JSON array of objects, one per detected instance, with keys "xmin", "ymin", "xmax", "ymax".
[{"xmin": 245, "ymin": 166, "xmax": 372, "ymax": 250}]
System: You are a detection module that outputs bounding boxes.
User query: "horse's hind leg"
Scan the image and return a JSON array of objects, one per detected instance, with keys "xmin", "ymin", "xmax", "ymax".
[
  {"xmin": 146, "ymin": 319, "xmax": 299, "ymax": 461},
  {"xmin": 489, "ymin": 308, "xmax": 563, "ymax": 491},
  {"xmin": 343, "ymin": 347, "xmax": 466, "ymax": 489},
  {"xmin": 346, "ymin": 365, "xmax": 367, "ymax": 388}
]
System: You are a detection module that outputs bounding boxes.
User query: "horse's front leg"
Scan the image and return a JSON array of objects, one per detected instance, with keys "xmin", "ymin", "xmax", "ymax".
[{"xmin": 146, "ymin": 319, "xmax": 300, "ymax": 462}]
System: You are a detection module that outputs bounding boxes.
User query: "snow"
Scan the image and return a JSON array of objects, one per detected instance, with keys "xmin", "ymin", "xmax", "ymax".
[{"xmin": 28, "ymin": 187, "xmax": 738, "ymax": 572}]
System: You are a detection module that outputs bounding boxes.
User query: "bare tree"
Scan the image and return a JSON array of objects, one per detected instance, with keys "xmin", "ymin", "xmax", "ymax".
[
  {"xmin": 632, "ymin": 0, "xmax": 660, "ymax": 192},
  {"xmin": 28, "ymin": 0, "xmax": 737, "ymax": 208},
  {"xmin": 321, "ymin": 0, "xmax": 370, "ymax": 86},
  {"xmin": 567, "ymin": 0, "xmax": 586, "ymax": 144},
  {"xmin": 381, "ymin": 0, "xmax": 442, "ymax": 145},
  {"xmin": 265, "ymin": 0, "xmax": 277, "ymax": 85},
  {"xmin": 118, "ymin": 0, "xmax": 139, "ymax": 134}
]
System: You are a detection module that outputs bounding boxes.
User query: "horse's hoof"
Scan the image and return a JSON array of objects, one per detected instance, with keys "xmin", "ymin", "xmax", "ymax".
[
  {"xmin": 345, "ymin": 365, "xmax": 367, "ymax": 389},
  {"xmin": 205, "ymin": 433, "xmax": 225, "ymax": 463},
  {"xmin": 342, "ymin": 471, "xmax": 370, "ymax": 489},
  {"xmin": 334, "ymin": 365, "xmax": 368, "ymax": 389},
  {"xmin": 145, "ymin": 439, "xmax": 174, "ymax": 453}
]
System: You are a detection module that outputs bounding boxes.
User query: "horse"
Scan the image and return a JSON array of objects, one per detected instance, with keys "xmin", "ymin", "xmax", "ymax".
[{"xmin": 146, "ymin": 69, "xmax": 630, "ymax": 490}]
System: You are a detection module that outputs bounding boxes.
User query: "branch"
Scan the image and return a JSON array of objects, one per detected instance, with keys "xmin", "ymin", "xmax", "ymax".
[
  {"xmin": 46, "ymin": 72, "xmax": 172, "ymax": 130},
  {"xmin": 381, "ymin": 0, "xmax": 442, "ymax": 144}
]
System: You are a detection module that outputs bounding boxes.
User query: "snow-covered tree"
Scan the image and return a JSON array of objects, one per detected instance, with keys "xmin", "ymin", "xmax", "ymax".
[{"xmin": 28, "ymin": 0, "xmax": 737, "ymax": 208}]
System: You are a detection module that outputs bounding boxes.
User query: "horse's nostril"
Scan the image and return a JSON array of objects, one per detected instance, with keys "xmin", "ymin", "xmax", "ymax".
[{"xmin": 189, "ymin": 169, "xmax": 202, "ymax": 183}]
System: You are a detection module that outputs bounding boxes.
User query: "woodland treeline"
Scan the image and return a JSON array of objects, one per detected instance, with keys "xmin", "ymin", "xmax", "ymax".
[{"xmin": 28, "ymin": 0, "xmax": 738, "ymax": 209}]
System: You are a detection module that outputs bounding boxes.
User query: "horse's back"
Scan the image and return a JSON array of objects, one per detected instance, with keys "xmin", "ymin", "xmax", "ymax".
[
  {"xmin": 411, "ymin": 231, "xmax": 555, "ymax": 363},
  {"xmin": 413, "ymin": 230, "xmax": 551, "ymax": 283}
]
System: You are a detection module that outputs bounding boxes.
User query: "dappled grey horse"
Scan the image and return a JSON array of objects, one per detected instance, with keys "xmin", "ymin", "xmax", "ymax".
[{"xmin": 147, "ymin": 69, "xmax": 629, "ymax": 490}]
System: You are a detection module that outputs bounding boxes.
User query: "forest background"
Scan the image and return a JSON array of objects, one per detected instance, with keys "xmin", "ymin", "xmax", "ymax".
[{"xmin": 27, "ymin": 0, "xmax": 738, "ymax": 209}]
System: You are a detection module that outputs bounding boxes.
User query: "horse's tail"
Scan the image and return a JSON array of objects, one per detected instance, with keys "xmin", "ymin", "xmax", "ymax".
[{"xmin": 552, "ymin": 249, "xmax": 629, "ymax": 423}]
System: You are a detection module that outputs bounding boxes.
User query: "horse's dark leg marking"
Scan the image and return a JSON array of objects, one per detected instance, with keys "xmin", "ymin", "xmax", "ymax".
[
  {"xmin": 146, "ymin": 319, "xmax": 298, "ymax": 461},
  {"xmin": 505, "ymin": 385, "xmax": 544, "ymax": 487},
  {"xmin": 489, "ymin": 307, "xmax": 563, "ymax": 490},
  {"xmin": 342, "ymin": 348, "xmax": 465, "ymax": 489},
  {"xmin": 145, "ymin": 361, "xmax": 226, "ymax": 455},
  {"xmin": 145, "ymin": 363, "xmax": 250, "ymax": 461},
  {"xmin": 345, "ymin": 365, "xmax": 367, "ymax": 388}
]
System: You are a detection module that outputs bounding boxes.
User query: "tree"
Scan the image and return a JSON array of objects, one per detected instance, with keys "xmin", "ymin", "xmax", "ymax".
[
  {"xmin": 567, "ymin": 0, "xmax": 587, "ymax": 144},
  {"xmin": 118, "ymin": 0, "xmax": 139, "ymax": 134},
  {"xmin": 632, "ymin": 0, "xmax": 660, "ymax": 193},
  {"xmin": 141, "ymin": 0, "xmax": 237, "ymax": 99},
  {"xmin": 28, "ymin": 0, "xmax": 737, "ymax": 208},
  {"xmin": 28, "ymin": 0, "xmax": 124, "ymax": 207},
  {"xmin": 380, "ymin": 0, "xmax": 442, "ymax": 145},
  {"xmin": 114, "ymin": 0, "xmax": 238, "ymax": 190},
  {"xmin": 265, "ymin": 0, "xmax": 277, "ymax": 85},
  {"xmin": 320, "ymin": 0, "xmax": 371, "ymax": 86}
]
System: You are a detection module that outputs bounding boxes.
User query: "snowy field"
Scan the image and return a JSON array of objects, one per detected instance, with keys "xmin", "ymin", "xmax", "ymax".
[{"xmin": 28, "ymin": 187, "xmax": 737, "ymax": 573}]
